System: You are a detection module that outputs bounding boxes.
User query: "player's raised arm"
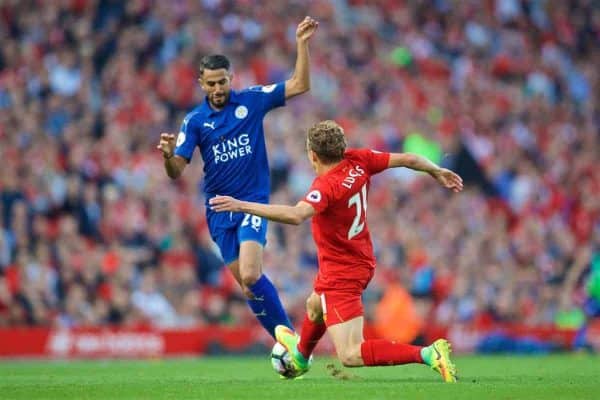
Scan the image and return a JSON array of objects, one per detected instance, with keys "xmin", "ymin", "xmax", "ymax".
[
  {"xmin": 209, "ymin": 196, "xmax": 315, "ymax": 225},
  {"xmin": 388, "ymin": 153, "xmax": 464, "ymax": 193},
  {"xmin": 285, "ymin": 16, "xmax": 318, "ymax": 100},
  {"xmin": 157, "ymin": 132, "xmax": 187, "ymax": 179}
]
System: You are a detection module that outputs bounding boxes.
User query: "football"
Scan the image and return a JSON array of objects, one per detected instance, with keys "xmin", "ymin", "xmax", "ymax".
[{"xmin": 270, "ymin": 342, "xmax": 296, "ymax": 378}]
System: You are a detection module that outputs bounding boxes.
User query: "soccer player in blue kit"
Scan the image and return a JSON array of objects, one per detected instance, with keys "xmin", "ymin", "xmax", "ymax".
[{"xmin": 156, "ymin": 17, "xmax": 318, "ymax": 339}]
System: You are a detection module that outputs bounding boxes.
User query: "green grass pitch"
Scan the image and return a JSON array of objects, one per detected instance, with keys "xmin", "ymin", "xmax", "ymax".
[{"xmin": 1, "ymin": 354, "xmax": 598, "ymax": 400}]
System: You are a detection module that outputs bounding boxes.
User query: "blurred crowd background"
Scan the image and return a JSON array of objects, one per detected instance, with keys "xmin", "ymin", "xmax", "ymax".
[{"xmin": 0, "ymin": 0, "xmax": 598, "ymax": 343}]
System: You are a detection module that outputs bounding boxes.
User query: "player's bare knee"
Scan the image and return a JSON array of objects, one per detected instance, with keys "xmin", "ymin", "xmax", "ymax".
[
  {"xmin": 337, "ymin": 346, "xmax": 362, "ymax": 367},
  {"xmin": 306, "ymin": 308, "xmax": 323, "ymax": 323},
  {"xmin": 305, "ymin": 293, "xmax": 323, "ymax": 322},
  {"xmin": 241, "ymin": 285, "xmax": 254, "ymax": 299},
  {"xmin": 239, "ymin": 265, "xmax": 262, "ymax": 287}
]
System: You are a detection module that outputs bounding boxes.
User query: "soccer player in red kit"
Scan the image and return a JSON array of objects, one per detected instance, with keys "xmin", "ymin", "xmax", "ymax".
[{"xmin": 209, "ymin": 120, "xmax": 463, "ymax": 381}]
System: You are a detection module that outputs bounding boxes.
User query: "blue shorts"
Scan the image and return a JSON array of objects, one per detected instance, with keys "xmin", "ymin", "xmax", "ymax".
[{"xmin": 206, "ymin": 209, "xmax": 268, "ymax": 265}]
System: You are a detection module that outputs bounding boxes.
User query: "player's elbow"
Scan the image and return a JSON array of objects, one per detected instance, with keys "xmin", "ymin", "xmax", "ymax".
[
  {"xmin": 288, "ymin": 211, "xmax": 308, "ymax": 225},
  {"xmin": 404, "ymin": 153, "xmax": 420, "ymax": 168},
  {"xmin": 286, "ymin": 79, "xmax": 310, "ymax": 98},
  {"xmin": 288, "ymin": 215, "xmax": 303, "ymax": 225},
  {"xmin": 296, "ymin": 81, "xmax": 310, "ymax": 94},
  {"xmin": 297, "ymin": 79, "xmax": 310, "ymax": 94}
]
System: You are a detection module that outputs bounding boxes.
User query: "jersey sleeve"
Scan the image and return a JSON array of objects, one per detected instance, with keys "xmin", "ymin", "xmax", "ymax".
[
  {"xmin": 367, "ymin": 149, "xmax": 391, "ymax": 174},
  {"xmin": 174, "ymin": 113, "xmax": 201, "ymax": 162},
  {"xmin": 245, "ymin": 82, "xmax": 286, "ymax": 113},
  {"xmin": 350, "ymin": 148, "xmax": 390, "ymax": 175},
  {"xmin": 302, "ymin": 178, "xmax": 330, "ymax": 214}
]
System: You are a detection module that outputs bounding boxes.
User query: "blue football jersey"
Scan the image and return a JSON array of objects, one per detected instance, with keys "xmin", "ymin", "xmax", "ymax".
[{"xmin": 174, "ymin": 82, "xmax": 286, "ymax": 204}]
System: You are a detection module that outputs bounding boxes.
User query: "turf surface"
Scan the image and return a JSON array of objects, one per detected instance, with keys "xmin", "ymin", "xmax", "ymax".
[{"xmin": 1, "ymin": 354, "xmax": 598, "ymax": 400}]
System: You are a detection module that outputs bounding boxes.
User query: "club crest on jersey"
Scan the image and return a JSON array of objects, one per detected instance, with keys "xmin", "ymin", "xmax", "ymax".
[
  {"xmin": 235, "ymin": 105, "xmax": 248, "ymax": 119},
  {"xmin": 261, "ymin": 84, "xmax": 276, "ymax": 93},
  {"xmin": 176, "ymin": 132, "xmax": 186, "ymax": 147},
  {"xmin": 306, "ymin": 190, "xmax": 322, "ymax": 203}
]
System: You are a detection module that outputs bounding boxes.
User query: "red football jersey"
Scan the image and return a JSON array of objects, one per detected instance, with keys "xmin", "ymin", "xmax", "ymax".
[{"xmin": 303, "ymin": 148, "xmax": 390, "ymax": 290}]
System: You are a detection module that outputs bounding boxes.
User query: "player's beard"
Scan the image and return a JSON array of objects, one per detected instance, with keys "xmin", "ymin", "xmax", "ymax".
[{"xmin": 210, "ymin": 92, "xmax": 229, "ymax": 109}]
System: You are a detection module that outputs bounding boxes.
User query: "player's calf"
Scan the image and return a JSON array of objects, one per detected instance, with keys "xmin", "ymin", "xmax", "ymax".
[{"xmin": 305, "ymin": 292, "xmax": 323, "ymax": 323}]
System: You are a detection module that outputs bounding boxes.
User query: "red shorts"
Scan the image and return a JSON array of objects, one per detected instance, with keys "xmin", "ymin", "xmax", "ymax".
[{"xmin": 314, "ymin": 269, "xmax": 374, "ymax": 327}]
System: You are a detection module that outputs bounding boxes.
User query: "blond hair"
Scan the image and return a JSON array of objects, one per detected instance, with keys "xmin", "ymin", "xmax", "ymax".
[{"xmin": 307, "ymin": 120, "xmax": 347, "ymax": 164}]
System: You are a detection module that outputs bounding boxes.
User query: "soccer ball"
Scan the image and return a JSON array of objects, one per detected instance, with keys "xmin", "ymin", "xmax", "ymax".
[{"xmin": 270, "ymin": 342, "xmax": 296, "ymax": 378}]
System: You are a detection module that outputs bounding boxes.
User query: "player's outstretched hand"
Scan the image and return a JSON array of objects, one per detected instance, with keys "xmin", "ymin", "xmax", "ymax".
[
  {"xmin": 209, "ymin": 195, "xmax": 242, "ymax": 212},
  {"xmin": 432, "ymin": 168, "xmax": 464, "ymax": 193},
  {"xmin": 157, "ymin": 133, "xmax": 176, "ymax": 158},
  {"xmin": 296, "ymin": 16, "xmax": 318, "ymax": 42}
]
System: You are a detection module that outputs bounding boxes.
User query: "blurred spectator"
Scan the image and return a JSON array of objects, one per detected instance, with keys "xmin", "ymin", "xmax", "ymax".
[
  {"xmin": 0, "ymin": 0, "xmax": 598, "ymax": 333},
  {"xmin": 131, "ymin": 269, "xmax": 176, "ymax": 328}
]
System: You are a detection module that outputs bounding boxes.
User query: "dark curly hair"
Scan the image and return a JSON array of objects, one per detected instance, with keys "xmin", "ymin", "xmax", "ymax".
[{"xmin": 307, "ymin": 120, "xmax": 347, "ymax": 164}]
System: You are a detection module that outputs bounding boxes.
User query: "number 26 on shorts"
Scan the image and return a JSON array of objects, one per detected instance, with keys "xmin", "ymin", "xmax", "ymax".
[{"xmin": 242, "ymin": 213, "xmax": 262, "ymax": 232}]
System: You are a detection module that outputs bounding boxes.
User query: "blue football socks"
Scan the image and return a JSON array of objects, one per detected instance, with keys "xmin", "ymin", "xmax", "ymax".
[{"xmin": 246, "ymin": 274, "xmax": 293, "ymax": 339}]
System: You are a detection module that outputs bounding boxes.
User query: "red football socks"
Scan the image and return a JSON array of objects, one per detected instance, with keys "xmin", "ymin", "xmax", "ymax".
[
  {"xmin": 297, "ymin": 314, "xmax": 327, "ymax": 359},
  {"xmin": 360, "ymin": 339, "xmax": 424, "ymax": 366}
]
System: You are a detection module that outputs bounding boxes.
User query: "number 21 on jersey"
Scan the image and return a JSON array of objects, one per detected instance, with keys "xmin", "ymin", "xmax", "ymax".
[{"xmin": 347, "ymin": 184, "xmax": 367, "ymax": 239}]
